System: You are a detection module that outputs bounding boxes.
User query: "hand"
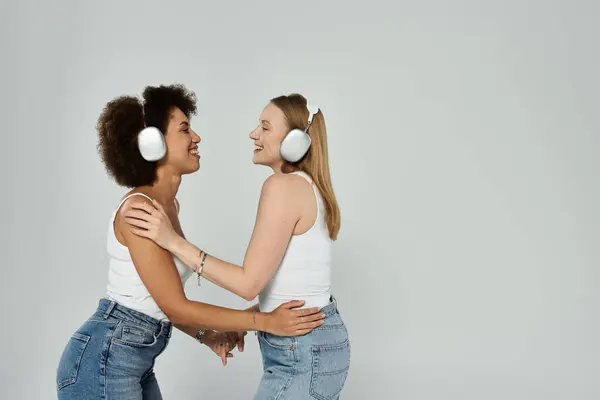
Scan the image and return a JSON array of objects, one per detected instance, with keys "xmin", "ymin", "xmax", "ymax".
[
  {"xmin": 265, "ymin": 300, "xmax": 325, "ymax": 336},
  {"xmin": 202, "ymin": 330, "xmax": 239, "ymax": 366},
  {"xmin": 123, "ymin": 199, "xmax": 178, "ymax": 250},
  {"xmin": 226, "ymin": 331, "xmax": 247, "ymax": 353}
]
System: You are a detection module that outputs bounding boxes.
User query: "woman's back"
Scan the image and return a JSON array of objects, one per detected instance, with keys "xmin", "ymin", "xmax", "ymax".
[
  {"xmin": 259, "ymin": 171, "xmax": 332, "ymax": 312},
  {"xmin": 106, "ymin": 192, "xmax": 192, "ymax": 320}
]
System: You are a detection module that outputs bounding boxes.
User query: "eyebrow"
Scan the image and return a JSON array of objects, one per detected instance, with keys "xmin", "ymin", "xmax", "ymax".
[
  {"xmin": 260, "ymin": 120, "xmax": 272, "ymax": 127},
  {"xmin": 180, "ymin": 121, "xmax": 189, "ymax": 127}
]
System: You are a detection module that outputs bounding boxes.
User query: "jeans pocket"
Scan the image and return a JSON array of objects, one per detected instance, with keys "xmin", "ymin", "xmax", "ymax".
[
  {"xmin": 112, "ymin": 323, "xmax": 157, "ymax": 348},
  {"xmin": 261, "ymin": 332, "xmax": 294, "ymax": 350},
  {"xmin": 56, "ymin": 332, "xmax": 90, "ymax": 390},
  {"xmin": 310, "ymin": 339, "xmax": 350, "ymax": 400}
]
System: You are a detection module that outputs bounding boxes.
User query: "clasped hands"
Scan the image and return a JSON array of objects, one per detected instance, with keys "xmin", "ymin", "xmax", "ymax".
[{"xmin": 202, "ymin": 330, "xmax": 247, "ymax": 366}]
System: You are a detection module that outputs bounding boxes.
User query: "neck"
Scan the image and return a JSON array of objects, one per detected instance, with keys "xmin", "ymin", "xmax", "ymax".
[
  {"xmin": 143, "ymin": 166, "xmax": 182, "ymax": 205},
  {"xmin": 270, "ymin": 160, "xmax": 287, "ymax": 174},
  {"xmin": 271, "ymin": 162, "xmax": 302, "ymax": 175}
]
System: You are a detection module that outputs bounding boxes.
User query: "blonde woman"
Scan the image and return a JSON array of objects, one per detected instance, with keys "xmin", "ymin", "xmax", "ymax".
[{"xmin": 126, "ymin": 93, "xmax": 350, "ymax": 399}]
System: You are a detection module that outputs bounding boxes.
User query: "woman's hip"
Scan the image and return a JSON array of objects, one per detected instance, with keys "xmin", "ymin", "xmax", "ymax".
[
  {"xmin": 258, "ymin": 296, "xmax": 350, "ymax": 367},
  {"xmin": 56, "ymin": 299, "xmax": 171, "ymax": 395},
  {"xmin": 256, "ymin": 318, "xmax": 351, "ymax": 400}
]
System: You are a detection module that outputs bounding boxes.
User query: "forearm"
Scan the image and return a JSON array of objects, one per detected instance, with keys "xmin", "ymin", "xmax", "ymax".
[
  {"xmin": 170, "ymin": 236, "xmax": 258, "ymax": 300},
  {"xmin": 168, "ymin": 299, "xmax": 268, "ymax": 332},
  {"xmin": 173, "ymin": 306, "xmax": 256, "ymax": 337},
  {"xmin": 174, "ymin": 324, "xmax": 200, "ymax": 339}
]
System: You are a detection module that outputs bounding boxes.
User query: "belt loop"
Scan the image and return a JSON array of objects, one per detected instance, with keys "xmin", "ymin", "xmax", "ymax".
[
  {"xmin": 103, "ymin": 301, "xmax": 116, "ymax": 320},
  {"xmin": 161, "ymin": 321, "xmax": 172, "ymax": 338},
  {"xmin": 331, "ymin": 295, "xmax": 338, "ymax": 312}
]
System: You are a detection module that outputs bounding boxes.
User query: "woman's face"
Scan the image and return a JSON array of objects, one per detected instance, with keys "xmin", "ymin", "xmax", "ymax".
[
  {"xmin": 249, "ymin": 103, "xmax": 288, "ymax": 168},
  {"xmin": 162, "ymin": 107, "xmax": 201, "ymax": 174}
]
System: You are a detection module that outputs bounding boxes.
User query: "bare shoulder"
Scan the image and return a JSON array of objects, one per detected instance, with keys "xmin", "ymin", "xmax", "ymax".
[
  {"xmin": 116, "ymin": 192, "xmax": 154, "ymax": 219},
  {"xmin": 262, "ymin": 173, "xmax": 312, "ymax": 193},
  {"xmin": 260, "ymin": 173, "xmax": 314, "ymax": 218},
  {"xmin": 261, "ymin": 173, "xmax": 296, "ymax": 196}
]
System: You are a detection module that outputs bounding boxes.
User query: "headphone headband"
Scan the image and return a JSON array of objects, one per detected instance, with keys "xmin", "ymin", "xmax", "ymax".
[
  {"xmin": 137, "ymin": 98, "xmax": 167, "ymax": 162},
  {"xmin": 305, "ymin": 104, "xmax": 320, "ymax": 132}
]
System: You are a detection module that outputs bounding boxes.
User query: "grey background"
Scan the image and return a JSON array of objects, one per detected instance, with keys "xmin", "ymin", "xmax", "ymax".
[{"xmin": 1, "ymin": 0, "xmax": 599, "ymax": 399}]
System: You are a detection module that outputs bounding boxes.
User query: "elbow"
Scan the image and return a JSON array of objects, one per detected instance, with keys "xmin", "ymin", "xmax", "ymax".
[
  {"xmin": 241, "ymin": 292, "xmax": 257, "ymax": 302},
  {"xmin": 166, "ymin": 312, "xmax": 188, "ymax": 326},
  {"xmin": 241, "ymin": 281, "xmax": 262, "ymax": 301}
]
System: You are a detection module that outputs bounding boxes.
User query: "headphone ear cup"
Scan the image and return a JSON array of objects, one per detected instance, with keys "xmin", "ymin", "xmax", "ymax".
[
  {"xmin": 138, "ymin": 127, "xmax": 166, "ymax": 161},
  {"xmin": 280, "ymin": 128, "xmax": 311, "ymax": 162}
]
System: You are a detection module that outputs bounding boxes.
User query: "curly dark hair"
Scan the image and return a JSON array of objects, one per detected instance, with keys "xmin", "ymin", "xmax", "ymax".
[{"xmin": 97, "ymin": 84, "xmax": 197, "ymax": 188}]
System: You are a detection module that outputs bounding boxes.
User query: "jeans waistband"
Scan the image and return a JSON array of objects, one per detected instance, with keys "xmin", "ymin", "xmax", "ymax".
[
  {"xmin": 96, "ymin": 298, "xmax": 172, "ymax": 337},
  {"xmin": 320, "ymin": 295, "xmax": 339, "ymax": 318}
]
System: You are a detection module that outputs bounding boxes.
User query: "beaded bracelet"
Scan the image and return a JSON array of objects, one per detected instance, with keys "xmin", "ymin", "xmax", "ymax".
[{"xmin": 196, "ymin": 249, "xmax": 207, "ymax": 286}]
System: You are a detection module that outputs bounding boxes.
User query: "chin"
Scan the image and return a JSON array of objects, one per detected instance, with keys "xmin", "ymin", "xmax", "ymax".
[
  {"xmin": 183, "ymin": 161, "xmax": 200, "ymax": 174},
  {"xmin": 252, "ymin": 155, "xmax": 263, "ymax": 165}
]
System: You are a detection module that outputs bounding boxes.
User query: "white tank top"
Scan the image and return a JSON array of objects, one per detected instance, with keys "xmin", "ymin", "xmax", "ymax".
[
  {"xmin": 105, "ymin": 193, "xmax": 193, "ymax": 321},
  {"xmin": 258, "ymin": 171, "xmax": 333, "ymax": 312}
]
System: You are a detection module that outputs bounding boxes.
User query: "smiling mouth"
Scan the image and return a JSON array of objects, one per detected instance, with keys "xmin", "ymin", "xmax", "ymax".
[
  {"xmin": 190, "ymin": 148, "xmax": 200, "ymax": 158},
  {"xmin": 254, "ymin": 145, "xmax": 263, "ymax": 153}
]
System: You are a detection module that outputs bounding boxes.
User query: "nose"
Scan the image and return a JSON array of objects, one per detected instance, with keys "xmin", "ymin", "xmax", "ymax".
[
  {"xmin": 249, "ymin": 127, "xmax": 259, "ymax": 140},
  {"xmin": 191, "ymin": 129, "xmax": 201, "ymax": 143}
]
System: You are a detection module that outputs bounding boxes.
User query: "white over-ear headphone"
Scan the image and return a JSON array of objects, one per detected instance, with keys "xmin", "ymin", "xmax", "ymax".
[
  {"xmin": 279, "ymin": 103, "xmax": 320, "ymax": 163},
  {"xmin": 137, "ymin": 103, "xmax": 167, "ymax": 162}
]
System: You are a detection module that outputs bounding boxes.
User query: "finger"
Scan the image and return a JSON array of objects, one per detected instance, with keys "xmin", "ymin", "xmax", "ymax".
[
  {"xmin": 294, "ymin": 329, "xmax": 313, "ymax": 336},
  {"xmin": 127, "ymin": 201, "xmax": 156, "ymax": 215},
  {"xmin": 300, "ymin": 307, "xmax": 323, "ymax": 316},
  {"xmin": 130, "ymin": 228, "xmax": 151, "ymax": 238},
  {"xmin": 224, "ymin": 333, "xmax": 237, "ymax": 351},
  {"xmin": 295, "ymin": 320, "xmax": 325, "ymax": 331},
  {"xmin": 124, "ymin": 217, "xmax": 151, "ymax": 230},
  {"xmin": 294, "ymin": 312, "xmax": 326, "ymax": 324},
  {"xmin": 221, "ymin": 342, "xmax": 231, "ymax": 365},
  {"xmin": 238, "ymin": 333, "xmax": 245, "ymax": 352},
  {"xmin": 225, "ymin": 332, "xmax": 238, "ymax": 343},
  {"xmin": 152, "ymin": 199, "xmax": 168, "ymax": 216},
  {"xmin": 281, "ymin": 300, "xmax": 305, "ymax": 310},
  {"xmin": 123, "ymin": 209, "xmax": 154, "ymax": 222},
  {"xmin": 220, "ymin": 345, "xmax": 227, "ymax": 366}
]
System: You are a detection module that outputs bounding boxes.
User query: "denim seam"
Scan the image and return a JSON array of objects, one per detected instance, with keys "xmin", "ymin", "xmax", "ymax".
[
  {"xmin": 313, "ymin": 365, "xmax": 350, "ymax": 376},
  {"xmin": 311, "ymin": 338, "xmax": 350, "ymax": 351},
  {"xmin": 261, "ymin": 334, "xmax": 295, "ymax": 351},
  {"xmin": 111, "ymin": 325, "xmax": 159, "ymax": 349},
  {"xmin": 311, "ymin": 324, "xmax": 346, "ymax": 331},
  {"xmin": 56, "ymin": 333, "xmax": 90, "ymax": 390},
  {"xmin": 267, "ymin": 335, "xmax": 297, "ymax": 400},
  {"xmin": 309, "ymin": 339, "xmax": 350, "ymax": 400},
  {"xmin": 274, "ymin": 371, "xmax": 294, "ymax": 400},
  {"xmin": 100, "ymin": 321, "xmax": 117, "ymax": 400}
]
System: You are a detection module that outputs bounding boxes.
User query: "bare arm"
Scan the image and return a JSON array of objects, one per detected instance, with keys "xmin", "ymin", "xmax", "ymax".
[
  {"xmin": 116, "ymin": 196, "xmax": 321, "ymax": 335},
  {"xmin": 127, "ymin": 174, "xmax": 299, "ymax": 301},
  {"xmin": 174, "ymin": 324, "xmax": 199, "ymax": 338}
]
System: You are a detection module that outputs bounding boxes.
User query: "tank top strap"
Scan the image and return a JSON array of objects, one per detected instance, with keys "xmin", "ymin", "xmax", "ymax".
[
  {"xmin": 288, "ymin": 171, "xmax": 321, "ymax": 217},
  {"xmin": 112, "ymin": 193, "xmax": 153, "ymax": 223}
]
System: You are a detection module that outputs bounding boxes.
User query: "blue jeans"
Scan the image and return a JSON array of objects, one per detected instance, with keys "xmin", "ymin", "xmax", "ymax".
[
  {"xmin": 56, "ymin": 298, "xmax": 172, "ymax": 399},
  {"xmin": 254, "ymin": 297, "xmax": 351, "ymax": 399}
]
